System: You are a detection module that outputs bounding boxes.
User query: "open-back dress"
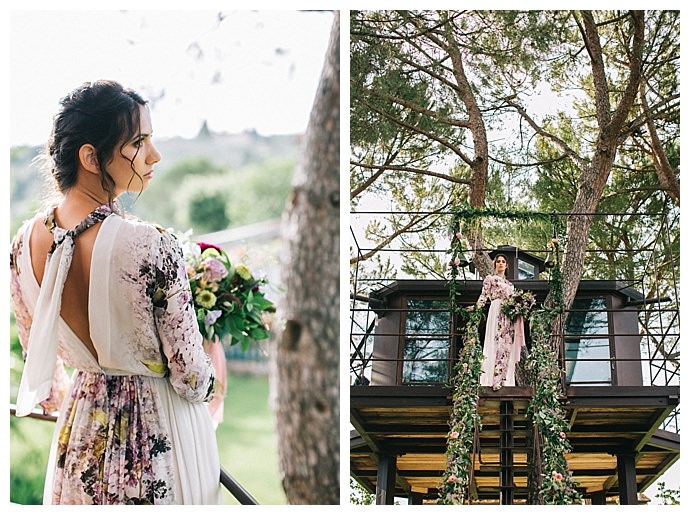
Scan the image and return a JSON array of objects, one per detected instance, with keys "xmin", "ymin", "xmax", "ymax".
[{"xmin": 10, "ymin": 204, "xmax": 222, "ymax": 504}]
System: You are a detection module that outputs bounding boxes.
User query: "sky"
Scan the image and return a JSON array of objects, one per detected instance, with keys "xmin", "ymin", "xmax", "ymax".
[{"xmin": 9, "ymin": 9, "xmax": 334, "ymax": 147}]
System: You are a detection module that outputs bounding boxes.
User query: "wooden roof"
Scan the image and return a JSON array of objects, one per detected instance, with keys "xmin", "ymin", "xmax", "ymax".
[{"xmin": 350, "ymin": 385, "xmax": 679, "ymax": 503}]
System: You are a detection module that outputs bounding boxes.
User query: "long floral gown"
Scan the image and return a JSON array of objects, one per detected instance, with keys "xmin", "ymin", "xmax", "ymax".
[
  {"xmin": 10, "ymin": 205, "xmax": 223, "ymax": 504},
  {"xmin": 476, "ymin": 274, "xmax": 525, "ymax": 390}
]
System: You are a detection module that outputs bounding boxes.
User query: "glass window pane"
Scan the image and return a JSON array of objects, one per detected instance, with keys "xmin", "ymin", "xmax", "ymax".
[
  {"xmin": 518, "ymin": 259, "xmax": 537, "ymax": 280},
  {"xmin": 403, "ymin": 299, "xmax": 449, "ymax": 384},
  {"xmin": 402, "ymin": 339, "xmax": 449, "ymax": 383},
  {"xmin": 565, "ymin": 297, "xmax": 611, "ymax": 385}
]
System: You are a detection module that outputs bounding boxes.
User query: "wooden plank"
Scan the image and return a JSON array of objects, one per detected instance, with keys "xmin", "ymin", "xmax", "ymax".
[{"xmin": 350, "ymin": 384, "xmax": 680, "ymax": 503}]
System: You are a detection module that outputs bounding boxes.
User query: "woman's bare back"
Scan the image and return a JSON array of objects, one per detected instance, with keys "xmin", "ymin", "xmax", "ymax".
[{"xmin": 29, "ymin": 208, "xmax": 103, "ymax": 361}]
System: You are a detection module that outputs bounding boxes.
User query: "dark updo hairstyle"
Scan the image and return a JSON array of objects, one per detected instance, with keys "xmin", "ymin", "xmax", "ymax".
[{"xmin": 39, "ymin": 80, "xmax": 147, "ymax": 206}]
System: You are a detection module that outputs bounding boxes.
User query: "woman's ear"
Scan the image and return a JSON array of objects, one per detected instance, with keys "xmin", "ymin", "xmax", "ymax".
[{"xmin": 78, "ymin": 144, "xmax": 101, "ymax": 175}]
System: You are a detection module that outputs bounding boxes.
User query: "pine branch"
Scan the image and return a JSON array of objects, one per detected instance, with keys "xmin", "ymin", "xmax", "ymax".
[{"xmin": 351, "ymin": 160, "xmax": 472, "ymax": 187}]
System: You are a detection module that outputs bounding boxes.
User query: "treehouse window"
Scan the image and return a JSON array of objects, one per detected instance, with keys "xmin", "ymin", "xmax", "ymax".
[
  {"xmin": 518, "ymin": 259, "xmax": 538, "ymax": 280},
  {"xmin": 401, "ymin": 298, "xmax": 450, "ymax": 384},
  {"xmin": 565, "ymin": 296, "xmax": 612, "ymax": 386}
]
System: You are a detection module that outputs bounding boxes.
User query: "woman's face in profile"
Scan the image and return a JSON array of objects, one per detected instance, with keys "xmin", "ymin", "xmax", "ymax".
[{"xmin": 107, "ymin": 105, "xmax": 162, "ymax": 197}]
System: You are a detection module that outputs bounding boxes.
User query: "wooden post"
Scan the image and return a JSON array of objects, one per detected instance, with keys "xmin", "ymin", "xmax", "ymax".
[
  {"xmin": 408, "ymin": 492, "xmax": 424, "ymax": 505},
  {"xmin": 590, "ymin": 491, "xmax": 607, "ymax": 505},
  {"xmin": 617, "ymin": 451, "xmax": 638, "ymax": 505},
  {"xmin": 376, "ymin": 453, "xmax": 397, "ymax": 505}
]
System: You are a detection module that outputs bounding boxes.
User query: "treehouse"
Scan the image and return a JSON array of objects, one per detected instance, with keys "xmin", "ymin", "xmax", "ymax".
[{"xmin": 350, "ymin": 242, "xmax": 679, "ymax": 505}]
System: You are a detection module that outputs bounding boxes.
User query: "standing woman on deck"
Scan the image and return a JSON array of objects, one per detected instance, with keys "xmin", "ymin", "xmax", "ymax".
[
  {"xmin": 474, "ymin": 254, "xmax": 526, "ymax": 390},
  {"xmin": 10, "ymin": 80, "xmax": 222, "ymax": 504}
]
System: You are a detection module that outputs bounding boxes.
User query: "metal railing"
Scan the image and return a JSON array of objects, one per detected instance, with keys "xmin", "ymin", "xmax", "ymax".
[{"xmin": 350, "ymin": 210, "xmax": 681, "ymax": 433}]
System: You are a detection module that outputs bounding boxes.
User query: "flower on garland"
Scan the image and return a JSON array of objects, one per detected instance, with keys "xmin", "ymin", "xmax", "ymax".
[
  {"xmin": 502, "ymin": 289, "xmax": 537, "ymax": 321},
  {"xmin": 526, "ymin": 308, "xmax": 583, "ymax": 504},
  {"xmin": 444, "ymin": 208, "xmax": 581, "ymax": 504},
  {"xmin": 179, "ymin": 235, "xmax": 276, "ymax": 351},
  {"xmin": 438, "ymin": 305, "xmax": 484, "ymax": 505}
]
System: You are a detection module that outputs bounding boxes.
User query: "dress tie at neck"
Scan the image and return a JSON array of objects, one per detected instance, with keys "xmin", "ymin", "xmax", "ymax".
[{"xmin": 15, "ymin": 204, "xmax": 115, "ymax": 417}]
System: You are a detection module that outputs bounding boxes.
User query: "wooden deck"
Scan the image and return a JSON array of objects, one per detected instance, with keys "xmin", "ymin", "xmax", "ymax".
[{"xmin": 350, "ymin": 385, "xmax": 679, "ymax": 503}]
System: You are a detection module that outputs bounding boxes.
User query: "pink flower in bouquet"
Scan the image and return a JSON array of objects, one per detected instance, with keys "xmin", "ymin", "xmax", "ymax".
[
  {"xmin": 177, "ymin": 231, "xmax": 276, "ymax": 348},
  {"xmin": 559, "ymin": 431, "xmax": 566, "ymax": 439},
  {"xmin": 448, "ymin": 474, "xmax": 458, "ymax": 483},
  {"xmin": 552, "ymin": 471, "xmax": 563, "ymax": 481},
  {"xmin": 450, "ymin": 431, "xmax": 459, "ymax": 439},
  {"xmin": 204, "ymin": 309, "xmax": 222, "ymax": 326},
  {"xmin": 203, "ymin": 257, "xmax": 228, "ymax": 282}
]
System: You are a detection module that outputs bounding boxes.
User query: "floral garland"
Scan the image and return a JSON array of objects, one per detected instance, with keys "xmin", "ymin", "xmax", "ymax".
[
  {"xmin": 437, "ymin": 306, "xmax": 484, "ymax": 505},
  {"xmin": 440, "ymin": 208, "xmax": 582, "ymax": 504},
  {"xmin": 523, "ymin": 243, "xmax": 582, "ymax": 505}
]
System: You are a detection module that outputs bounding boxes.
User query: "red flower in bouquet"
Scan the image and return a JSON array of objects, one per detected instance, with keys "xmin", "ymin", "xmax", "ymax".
[{"xmin": 198, "ymin": 241, "xmax": 223, "ymax": 253}]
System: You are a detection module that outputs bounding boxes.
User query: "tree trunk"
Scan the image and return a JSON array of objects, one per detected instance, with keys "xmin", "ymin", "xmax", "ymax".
[
  {"xmin": 442, "ymin": 19, "xmax": 493, "ymax": 278},
  {"xmin": 272, "ymin": 12, "xmax": 340, "ymax": 504},
  {"xmin": 557, "ymin": 10, "xmax": 644, "ymax": 313}
]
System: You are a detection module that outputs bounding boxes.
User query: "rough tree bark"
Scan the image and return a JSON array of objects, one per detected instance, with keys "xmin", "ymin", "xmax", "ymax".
[
  {"xmin": 417, "ymin": 14, "xmax": 493, "ymax": 277},
  {"xmin": 556, "ymin": 10, "xmax": 645, "ymax": 312},
  {"xmin": 640, "ymin": 81, "xmax": 680, "ymax": 206},
  {"xmin": 272, "ymin": 12, "xmax": 340, "ymax": 505}
]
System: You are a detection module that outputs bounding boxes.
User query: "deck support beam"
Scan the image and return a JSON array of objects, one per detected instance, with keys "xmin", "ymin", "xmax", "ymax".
[
  {"xmin": 500, "ymin": 401, "xmax": 515, "ymax": 505},
  {"xmin": 617, "ymin": 451, "xmax": 638, "ymax": 505},
  {"xmin": 408, "ymin": 492, "xmax": 424, "ymax": 505},
  {"xmin": 590, "ymin": 492, "xmax": 607, "ymax": 504},
  {"xmin": 376, "ymin": 453, "xmax": 397, "ymax": 505}
]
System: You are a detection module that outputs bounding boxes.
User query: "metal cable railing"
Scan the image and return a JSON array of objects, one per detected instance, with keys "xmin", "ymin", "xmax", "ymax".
[{"xmin": 350, "ymin": 210, "xmax": 681, "ymax": 432}]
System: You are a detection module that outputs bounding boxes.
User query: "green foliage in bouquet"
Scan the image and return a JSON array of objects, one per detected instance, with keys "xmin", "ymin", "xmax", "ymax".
[
  {"xmin": 183, "ymin": 238, "xmax": 276, "ymax": 350},
  {"xmin": 502, "ymin": 289, "xmax": 537, "ymax": 321}
]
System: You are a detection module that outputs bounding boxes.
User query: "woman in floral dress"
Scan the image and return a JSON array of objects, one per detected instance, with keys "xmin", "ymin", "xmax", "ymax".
[
  {"xmin": 10, "ymin": 80, "xmax": 222, "ymax": 504},
  {"xmin": 474, "ymin": 254, "xmax": 525, "ymax": 390}
]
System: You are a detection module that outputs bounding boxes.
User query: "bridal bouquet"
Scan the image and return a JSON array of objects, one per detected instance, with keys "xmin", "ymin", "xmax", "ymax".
[
  {"xmin": 181, "ymin": 236, "xmax": 275, "ymax": 350},
  {"xmin": 501, "ymin": 289, "xmax": 537, "ymax": 321}
]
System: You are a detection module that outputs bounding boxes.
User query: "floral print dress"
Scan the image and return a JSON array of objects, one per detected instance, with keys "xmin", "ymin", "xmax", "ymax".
[
  {"xmin": 476, "ymin": 274, "xmax": 524, "ymax": 390},
  {"xmin": 10, "ymin": 205, "xmax": 222, "ymax": 504}
]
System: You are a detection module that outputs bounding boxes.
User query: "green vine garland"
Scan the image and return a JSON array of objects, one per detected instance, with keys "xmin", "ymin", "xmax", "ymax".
[
  {"xmin": 438, "ymin": 306, "xmax": 484, "ymax": 504},
  {"xmin": 440, "ymin": 208, "xmax": 582, "ymax": 505}
]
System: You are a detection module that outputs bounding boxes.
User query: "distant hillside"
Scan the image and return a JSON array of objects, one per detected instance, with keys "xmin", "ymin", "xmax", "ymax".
[
  {"xmin": 10, "ymin": 129, "xmax": 302, "ymax": 236},
  {"xmin": 152, "ymin": 129, "xmax": 302, "ymax": 171}
]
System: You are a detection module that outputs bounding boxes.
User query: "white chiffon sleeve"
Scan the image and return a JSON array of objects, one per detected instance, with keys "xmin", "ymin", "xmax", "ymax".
[{"xmin": 152, "ymin": 229, "xmax": 216, "ymax": 404}]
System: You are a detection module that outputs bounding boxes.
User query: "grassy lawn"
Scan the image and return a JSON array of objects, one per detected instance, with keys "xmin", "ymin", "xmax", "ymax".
[
  {"xmin": 9, "ymin": 372, "xmax": 286, "ymax": 505},
  {"xmin": 218, "ymin": 373, "xmax": 286, "ymax": 504}
]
